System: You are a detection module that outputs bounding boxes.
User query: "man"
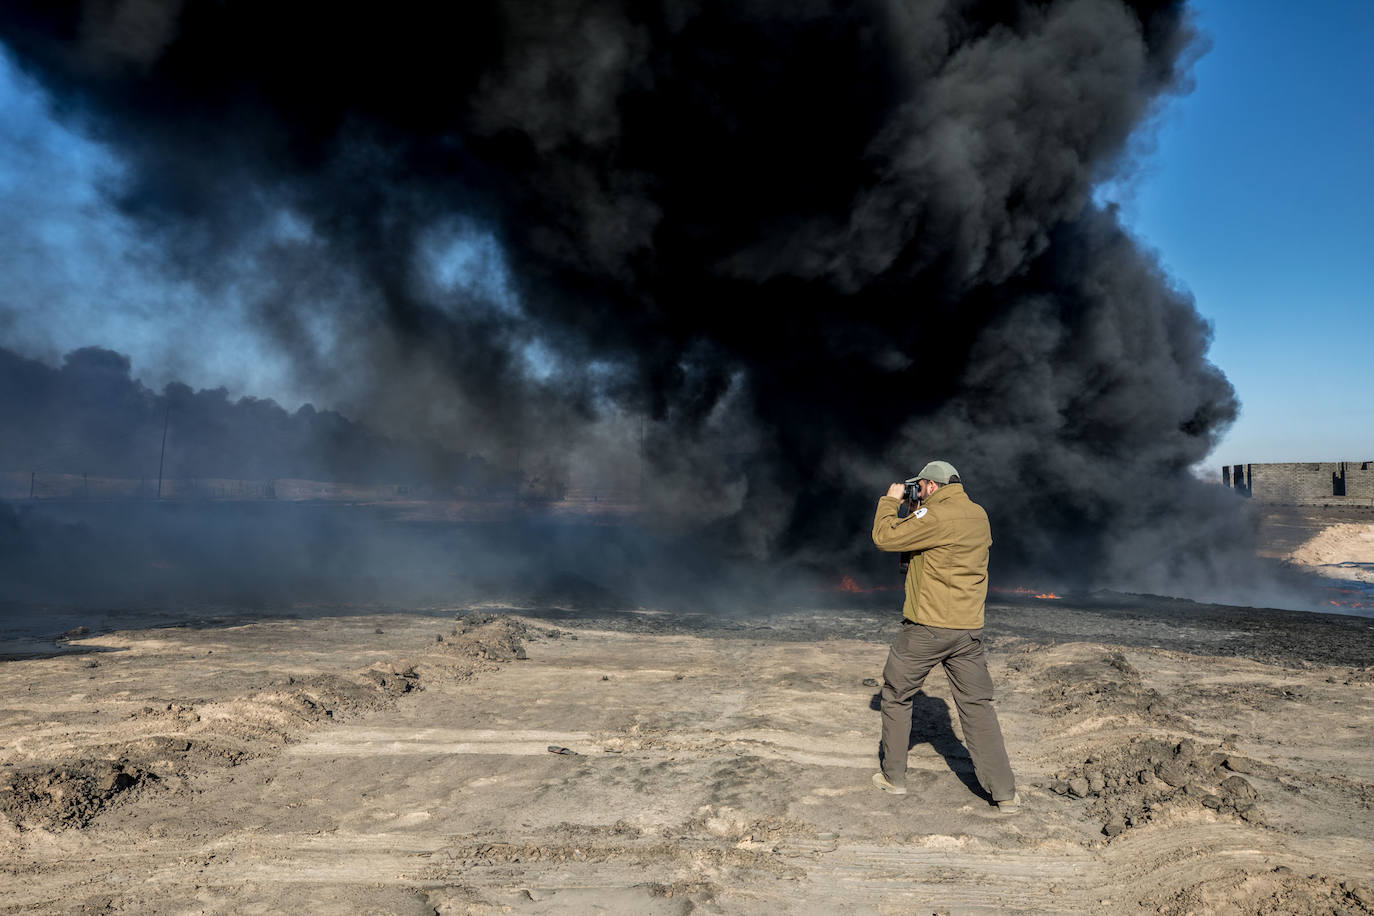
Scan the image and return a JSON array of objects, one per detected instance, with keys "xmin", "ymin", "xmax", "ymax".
[{"xmin": 869, "ymin": 460, "xmax": 1018, "ymax": 810}]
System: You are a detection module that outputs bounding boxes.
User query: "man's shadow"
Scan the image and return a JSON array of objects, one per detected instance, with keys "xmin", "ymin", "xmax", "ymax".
[{"xmin": 870, "ymin": 690, "xmax": 988, "ymax": 801}]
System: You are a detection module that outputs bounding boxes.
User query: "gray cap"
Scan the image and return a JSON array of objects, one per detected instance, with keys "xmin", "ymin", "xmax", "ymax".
[{"xmin": 913, "ymin": 460, "xmax": 959, "ymax": 485}]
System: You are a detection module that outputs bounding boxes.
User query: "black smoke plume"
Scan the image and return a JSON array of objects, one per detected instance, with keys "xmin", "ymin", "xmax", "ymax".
[{"xmin": 0, "ymin": 1, "xmax": 1257, "ymax": 598}]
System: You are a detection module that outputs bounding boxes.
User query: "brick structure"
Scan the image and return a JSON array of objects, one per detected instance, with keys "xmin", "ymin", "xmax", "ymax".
[
  {"xmin": 1347, "ymin": 462, "xmax": 1374, "ymax": 499},
  {"xmin": 1224, "ymin": 460, "xmax": 1374, "ymax": 503}
]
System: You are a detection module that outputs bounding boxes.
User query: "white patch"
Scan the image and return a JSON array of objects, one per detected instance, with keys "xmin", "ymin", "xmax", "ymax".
[{"xmin": 914, "ymin": 507, "xmax": 928, "ymax": 518}]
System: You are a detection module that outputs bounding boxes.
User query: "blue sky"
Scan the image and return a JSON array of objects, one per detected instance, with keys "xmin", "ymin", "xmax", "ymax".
[
  {"xmin": 1103, "ymin": 0, "xmax": 1374, "ymax": 466},
  {"xmin": 0, "ymin": 44, "xmax": 306, "ymax": 404},
  {"xmin": 1, "ymin": 0, "xmax": 1371, "ymax": 470}
]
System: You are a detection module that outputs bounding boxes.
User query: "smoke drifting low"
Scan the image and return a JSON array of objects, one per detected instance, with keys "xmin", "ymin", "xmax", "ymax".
[
  {"xmin": 1, "ymin": 1, "xmax": 1261, "ymax": 600},
  {"xmin": 0, "ymin": 346, "xmax": 506, "ymax": 488}
]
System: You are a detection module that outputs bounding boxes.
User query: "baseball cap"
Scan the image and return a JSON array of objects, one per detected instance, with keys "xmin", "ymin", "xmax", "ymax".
[{"xmin": 914, "ymin": 460, "xmax": 959, "ymax": 484}]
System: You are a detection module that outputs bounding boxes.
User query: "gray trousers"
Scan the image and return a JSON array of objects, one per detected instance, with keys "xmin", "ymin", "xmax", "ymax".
[{"xmin": 879, "ymin": 622, "xmax": 1016, "ymax": 802}]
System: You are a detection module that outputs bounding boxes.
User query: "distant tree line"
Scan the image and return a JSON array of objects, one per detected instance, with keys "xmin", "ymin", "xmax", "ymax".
[{"xmin": 0, "ymin": 346, "xmax": 512, "ymax": 490}]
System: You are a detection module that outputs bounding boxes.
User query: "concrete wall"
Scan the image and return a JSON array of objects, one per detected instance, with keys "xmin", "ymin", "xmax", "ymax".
[
  {"xmin": 1347, "ymin": 461, "xmax": 1374, "ymax": 499},
  {"xmin": 1246, "ymin": 462, "xmax": 1341, "ymax": 500},
  {"xmin": 1228, "ymin": 460, "xmax": 1374, "ymax": 502}
]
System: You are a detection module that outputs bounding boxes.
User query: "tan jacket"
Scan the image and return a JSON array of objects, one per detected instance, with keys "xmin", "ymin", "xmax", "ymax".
[{"xmin": 871, "ymin": 483, "xmax": 991, "ymax": 629}]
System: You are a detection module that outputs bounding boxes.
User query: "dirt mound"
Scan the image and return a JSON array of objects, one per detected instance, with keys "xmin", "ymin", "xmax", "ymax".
[
  {"xmin": 425, "ymin": 612, "xmax": 553, "ymax": 676},
  {"xmin": 0, "ymin": 613, "xmax": 549, "ymax": 833},
  {"xmin": 1045, "ymin": 736, "xmax": 1266, "ymax": 837},
  {"xmin": 0, "ymin": 670, "xmax": 424, "ymax": 831},
  {"xmin": 0, "ymin": 759, "xmax": 155, "ymax": 829},
  {"xmin": 447, "ymin": 611, "xmax": 541, "ymax": 658},
  {"xmin": 1155, "ymin": 868, "xmax": 1374, "ymax": 915},
  {"xmin": 118, "ymin": 667, "xmax": 427, "ymax": 771},
  {"xmin": 1033, "ymin": 649, "xmax": 1173, "ymax": 720}
]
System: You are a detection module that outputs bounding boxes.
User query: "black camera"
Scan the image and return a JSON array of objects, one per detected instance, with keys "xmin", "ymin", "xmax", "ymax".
[{"xmin": 902, "ymin": 477, "xmax": 922, "ymax": 504}]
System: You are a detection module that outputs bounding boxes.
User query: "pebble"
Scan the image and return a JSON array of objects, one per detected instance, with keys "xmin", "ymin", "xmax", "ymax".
[{"xmin": 1067, "ymin": 777, "xmax": 1090, "ymax": 798}]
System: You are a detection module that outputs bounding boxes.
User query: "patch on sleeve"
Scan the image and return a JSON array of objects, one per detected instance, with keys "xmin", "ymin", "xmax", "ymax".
[{"xmin": 914, "ymin": 507, "xmax": 928, "ymax": 518}]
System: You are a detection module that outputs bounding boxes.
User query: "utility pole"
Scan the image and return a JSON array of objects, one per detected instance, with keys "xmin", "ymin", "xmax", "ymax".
[{"xmin": 156, "ymin": 402, "xmax": 170, "ymax": 500}]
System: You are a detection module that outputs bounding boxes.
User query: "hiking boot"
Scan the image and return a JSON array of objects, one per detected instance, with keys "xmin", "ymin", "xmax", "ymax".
[
  {"xmin": 872, "ymin": 771, "xmax": 907, "ymax": 795},
  {"xmin": 995, "ymin": 793, "xmax": 1021, "ymax": 813}
]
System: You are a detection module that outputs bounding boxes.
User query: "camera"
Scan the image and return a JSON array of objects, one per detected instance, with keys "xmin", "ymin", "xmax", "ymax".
[{"xmin": 902, "ymin": 477, "xmax": 922, "ymax": 504}]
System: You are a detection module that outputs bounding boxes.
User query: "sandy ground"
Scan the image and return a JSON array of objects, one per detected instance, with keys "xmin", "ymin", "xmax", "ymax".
[
  {"xmin": 2, "ymin": 593, "xmax": 1373, "ymax": 915},
  {"xmin": 1257, "ymin": 505, "xmax": 1374, "ymax": 561},
  {"xmin": 1289, "ymin": 523, "xmax": 1374, "ymax": 585}
]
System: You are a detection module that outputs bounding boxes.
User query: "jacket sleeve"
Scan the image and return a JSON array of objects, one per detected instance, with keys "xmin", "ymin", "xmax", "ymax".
[{"xmin": 872, "ymin": 496, "xmax": 951, "ymax": 553}]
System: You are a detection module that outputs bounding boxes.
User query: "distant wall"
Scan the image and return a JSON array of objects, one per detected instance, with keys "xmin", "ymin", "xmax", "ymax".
[
  {"xmin": 1224, "ymin": 460, "xmax": 1374, "ymax": 503},
  {"xmin": 1347, "ymin": 461, "xmax": 1374, "ymax": 499}
]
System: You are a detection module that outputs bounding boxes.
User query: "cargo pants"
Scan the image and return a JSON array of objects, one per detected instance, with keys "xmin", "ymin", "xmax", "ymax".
[{"xmin": 879, "ymin": 621, "xmax": 1016, "ymax": 802}]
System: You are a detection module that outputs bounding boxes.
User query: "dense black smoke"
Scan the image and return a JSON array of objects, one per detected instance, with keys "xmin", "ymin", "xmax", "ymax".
[
  {"xmin": 0, "ymin": 345, "xmax": 505, "ymax": 488},
  {"xmin": 0, "ymin": 1, "xmax": 1256, "ymax": 597}
]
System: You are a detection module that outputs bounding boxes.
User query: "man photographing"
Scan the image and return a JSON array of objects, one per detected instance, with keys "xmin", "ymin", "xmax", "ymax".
[{"xmin": 869, "ymin": 460, "xmax": 1018, "ymax": 810}]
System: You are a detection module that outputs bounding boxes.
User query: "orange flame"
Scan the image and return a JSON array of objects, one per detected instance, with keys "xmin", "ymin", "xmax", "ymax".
[
  {"xmin": 992, "ymin": 585, "xmax": 1060, "ymax": 600},
  {"xmin": 826, "ymin": 575, "xmax": 898, "ymax": 594},
  {"xmin": 837, "ymin": 575, "xmax": 865, "ymax": 594}
]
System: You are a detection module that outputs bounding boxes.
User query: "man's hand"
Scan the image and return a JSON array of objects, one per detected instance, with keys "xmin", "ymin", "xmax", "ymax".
[{"xmin": 885, "ymin": 482, "xmax": 905, "ymax": 500}]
